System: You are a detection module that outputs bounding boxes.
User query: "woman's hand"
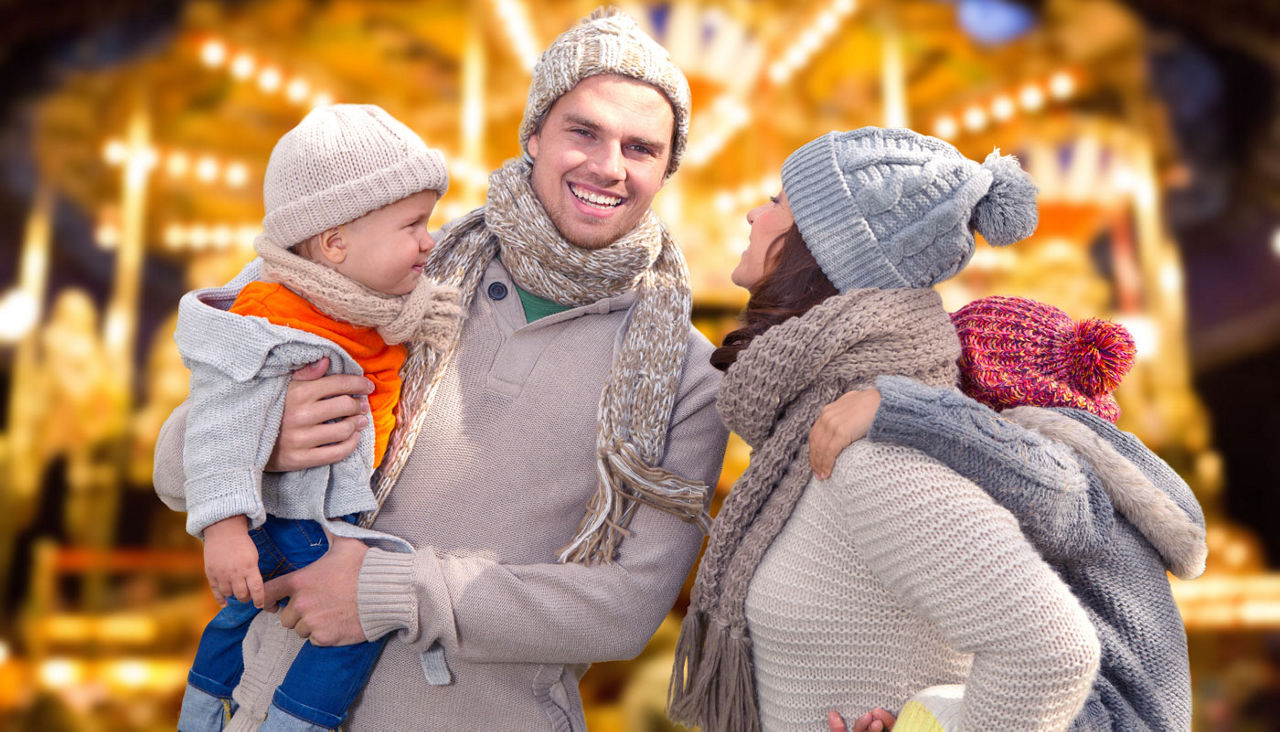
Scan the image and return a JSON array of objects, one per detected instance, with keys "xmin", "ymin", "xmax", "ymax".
[
  {"xmin": 809, "ymin": 388, "xmax": 882, "ymax": 479},
  {"xmin": 828, "ymin": 708, "xmax": 897, "ymax": 732},
  {"xmin": 266, "ymin": 358, "xmax": 373, "ymax": 472},
  {"xmin": 203, "ymin": 515, "xmax": 263, "ymax": 608}
]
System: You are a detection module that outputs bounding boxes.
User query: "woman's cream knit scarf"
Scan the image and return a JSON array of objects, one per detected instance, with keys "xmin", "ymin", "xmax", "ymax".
[
  {"xmin": 668, "ymin": 288, "xmax": 961, "ymax": 732},
  {"xmin": 370, "ymin": 158, "xmax": 709, "ymax": 565}
]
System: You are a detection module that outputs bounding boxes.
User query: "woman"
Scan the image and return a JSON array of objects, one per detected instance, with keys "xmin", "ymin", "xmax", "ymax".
[
  {"xmin": 667, "ymin": 127, "xmax": 1101, "ymax": 732},
  {"xmin": 810, "ymin": 296, "xmax": 1206, "ymax": 731}
]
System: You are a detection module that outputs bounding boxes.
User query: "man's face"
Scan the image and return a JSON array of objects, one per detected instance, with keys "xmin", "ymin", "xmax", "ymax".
[{"xmin": 526, "ymin": 74, "xmax": 675, "ymax": 250}]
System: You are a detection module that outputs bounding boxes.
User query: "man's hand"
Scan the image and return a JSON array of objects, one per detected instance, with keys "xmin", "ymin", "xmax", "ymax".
[
  {"xmin": 809, "ymin": 388, "xmax": 882, "ymax": 480},
  {"xmin": 262, "ymin": 533, "xmax": 369, "ymax": 646},
  {"xmin": 828, "ymin": 708, "xmax": 897, "ymax": 732},
  {"xmin": 203, "ymin": 515, "xmax": 264, "ymax": 608},
  {"xmin": 266, "ymin": 357, "xmax": 373, "ymax": 472}
]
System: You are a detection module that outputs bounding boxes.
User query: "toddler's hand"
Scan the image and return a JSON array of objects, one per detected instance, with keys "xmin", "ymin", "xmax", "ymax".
[
  {"xmin": 203, "ymin": 515, "xmax": 264, "ymax": 608},
  {"xmin": 829, "ymin": 708, "xmax": 896, "ymax": 732}
]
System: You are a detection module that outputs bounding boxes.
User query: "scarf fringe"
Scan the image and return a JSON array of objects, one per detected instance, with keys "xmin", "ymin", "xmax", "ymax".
[
  {"xmin": 558, "ymin": 440, "xmax": 711, "ymax": 564},
  {"xmin": 668, "ymin": 612, "xmax": 761, "ymax": 732}
]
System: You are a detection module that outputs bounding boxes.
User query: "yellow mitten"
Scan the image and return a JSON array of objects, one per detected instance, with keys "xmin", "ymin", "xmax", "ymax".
[{"xmin": 894, "ymin": 685, "xmax": 965, "ymax": 732}]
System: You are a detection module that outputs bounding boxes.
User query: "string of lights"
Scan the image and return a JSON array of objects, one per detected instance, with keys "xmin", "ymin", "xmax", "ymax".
[
  {"xmin": 768, "ymin": 0, "xmax": 858, "ymax": 85},
  {"xmin": 103, "ymin": 139, "xmax": 252, "ymax": 189},
  {"xmin": 687, "ymin": 0, "xmax": 858, "ymax": 169},
  {"xmin": 198, "ymin": 38, "xmax": 334, "ymax": 107},
  {"xmin": 162, "ymin": 222, "xmax": 260, "ymax": 252},
  {"xmin": 932, "ymin": 70, "xmax": 1077, "ymax": 139}
]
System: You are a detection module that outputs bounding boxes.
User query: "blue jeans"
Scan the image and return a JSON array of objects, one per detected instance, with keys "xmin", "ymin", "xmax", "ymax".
[{"xmin": 186, "ymin": 515, "xmax": 387, "ymax": 730}]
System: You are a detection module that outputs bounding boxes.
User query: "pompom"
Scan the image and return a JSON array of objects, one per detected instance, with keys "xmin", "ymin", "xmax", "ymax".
[
  {"xmin": 589, "ymin": 5, "xmax": 626, "ymax": 20},
  {"xmin": 1063, "ymin": 318, "xmax": 1136, "ymax": 397},
  {"xmin": 971, "ymin": 150, "xmax": 1039, "ymax": 246}
]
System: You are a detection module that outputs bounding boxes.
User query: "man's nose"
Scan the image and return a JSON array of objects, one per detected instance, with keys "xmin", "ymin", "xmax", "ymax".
[{"xmin": 588, "ymin": 141, "xmax": 625, "ymax": 181}]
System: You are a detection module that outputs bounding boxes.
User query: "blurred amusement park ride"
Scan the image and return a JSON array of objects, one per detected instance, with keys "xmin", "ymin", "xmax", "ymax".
[{"xmin": 1, "ymin": 0, "xmax": 1278, "ymax": 728}]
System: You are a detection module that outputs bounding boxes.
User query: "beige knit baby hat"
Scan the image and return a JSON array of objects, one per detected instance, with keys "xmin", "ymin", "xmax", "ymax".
[
  {"xmin": 517, "ymin": 7, "xmax": 691, "ymax": 177},
  {"xmin": 262, "ymin": 104, "xmax": 449, "ymax": 247}
]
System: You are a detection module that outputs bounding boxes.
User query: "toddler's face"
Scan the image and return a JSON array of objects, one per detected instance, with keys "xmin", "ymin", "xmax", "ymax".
[{"xmin": 333, "ymin": 189, "xmax": 440, "ymax": 295}]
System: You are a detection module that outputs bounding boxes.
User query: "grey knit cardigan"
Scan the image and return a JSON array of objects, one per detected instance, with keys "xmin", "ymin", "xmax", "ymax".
[
  {"xmin": 162, "ymin": 259, "xmax": 410, "ymax": 554},
  {"xmin": 871, "ymin": 375, "xmax": 1207, "ymax": 731}
]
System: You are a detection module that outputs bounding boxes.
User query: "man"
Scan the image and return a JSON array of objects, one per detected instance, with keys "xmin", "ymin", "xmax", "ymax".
[{"xmin": 154, "ymin": 9, "xmax": 728, "ymax": 730}]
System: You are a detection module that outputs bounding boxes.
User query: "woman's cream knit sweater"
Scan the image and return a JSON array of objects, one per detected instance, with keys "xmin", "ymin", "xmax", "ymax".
[{"xmin": 746, "ymin": 441, "xmax": 1101, "ymax": 731}]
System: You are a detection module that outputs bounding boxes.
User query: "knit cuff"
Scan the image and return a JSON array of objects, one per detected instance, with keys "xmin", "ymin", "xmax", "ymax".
[
  {"xmin": 184, "ymin": 471, "xmax": 267, "ymax": 538},
  {"xmin": 358, "ymin": 548, "xmax": 419, "ymax": 641},
  {"xmin": 868, "ymin": 374, "xmax": 950, "ymax": 449}
]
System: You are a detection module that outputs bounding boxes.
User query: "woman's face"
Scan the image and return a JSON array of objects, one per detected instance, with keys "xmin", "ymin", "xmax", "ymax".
[{"xmin": 731, "ymin": 191, "xmax": 795, "ymax": 290}]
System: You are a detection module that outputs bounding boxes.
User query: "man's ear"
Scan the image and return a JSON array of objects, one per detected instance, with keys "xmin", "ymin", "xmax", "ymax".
[
  {"xmin": 315, "ymin": 228, "xmax": 346, "ymax": 264},
  {"xmin": 527, "ymin": 132, "xmax": 540, "ymax": 160}
]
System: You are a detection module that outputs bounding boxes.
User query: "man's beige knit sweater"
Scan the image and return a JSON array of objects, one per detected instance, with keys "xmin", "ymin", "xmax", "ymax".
[
  {"xmin": 746, "ymin": 441, "xmax": 1101, "ymax": 731},
  {"xmin": 155, "ymin": 258, "xmax": 729, "ymax": 730}
]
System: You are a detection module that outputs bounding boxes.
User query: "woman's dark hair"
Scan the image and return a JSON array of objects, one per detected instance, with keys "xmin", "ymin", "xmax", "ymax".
[{"xmin": 710, "ymin": 224, "xmax": 839, "ymax": 371}]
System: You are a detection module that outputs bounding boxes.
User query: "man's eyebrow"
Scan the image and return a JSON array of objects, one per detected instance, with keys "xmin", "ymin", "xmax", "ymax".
[
  {"xmin": 561, "ymin": 113, "xmax": 667, "ymax": 153},
  {"xmin": 562, "ymin": 114, "xmax": 602, "ymax": 131}
]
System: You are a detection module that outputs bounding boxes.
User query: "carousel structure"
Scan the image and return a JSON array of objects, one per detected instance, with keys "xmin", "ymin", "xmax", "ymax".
[{"xmin": 1, "ymin": 1, "xmax": 1276, "ymax": 728}]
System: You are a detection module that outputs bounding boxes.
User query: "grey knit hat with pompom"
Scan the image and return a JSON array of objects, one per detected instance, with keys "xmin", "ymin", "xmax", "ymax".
[
  {"xmin": 518, "ymin": 7, "xmax": 691, "ymax": 177},
  {"xmin": 780, "ymin": 126, "xmax": 1038, "ymax": 291},
  {"xmin": 263, "ymin": 104, "xmax": 449, "ymax": 247}
]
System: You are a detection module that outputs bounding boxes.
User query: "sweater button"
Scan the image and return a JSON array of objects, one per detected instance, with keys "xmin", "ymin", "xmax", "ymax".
[{"xmin": 487, "ymin": 281, "xmax": 508, "ymax": 300}]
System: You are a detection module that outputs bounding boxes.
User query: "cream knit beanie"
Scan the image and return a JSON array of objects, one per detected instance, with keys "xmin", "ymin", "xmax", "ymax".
[
  {"xmin": 517, "ymin": 7, "xmax": 691, "ymax": 176},
  {"xmin": 263, "ymin": 104, "xmax": 449, "ymax": 247}
]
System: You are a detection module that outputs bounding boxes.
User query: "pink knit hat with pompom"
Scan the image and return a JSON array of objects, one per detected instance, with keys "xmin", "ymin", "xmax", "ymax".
[{"xmin": 952, "ymin": 296, "xmax": 1137, "ymax": 422}]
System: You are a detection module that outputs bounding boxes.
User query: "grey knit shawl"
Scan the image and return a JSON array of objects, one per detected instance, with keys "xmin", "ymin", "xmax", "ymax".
[
  {"xmin": 368, "ymin": 158, "xmax": 709, "ymax": 564},
  {"xmin": 669, "ymin": 288, "xmax": 961, "ymax": 732}
]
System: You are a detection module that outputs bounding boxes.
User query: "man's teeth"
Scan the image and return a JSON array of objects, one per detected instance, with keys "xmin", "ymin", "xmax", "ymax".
[{"xmin": 570, "ymin": 183, "xmax": 623, "ymax": 208}]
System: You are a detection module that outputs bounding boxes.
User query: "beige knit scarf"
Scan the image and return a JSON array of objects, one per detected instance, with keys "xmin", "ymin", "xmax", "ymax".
[
  {"xmin": 255, "ymin": 235, "xmax": 462, "ymax": 347},
  {"xmin": 369, "ymin": 158, "xmax": 709, "ymax": 564},
  {"xmin": 668, "ymin": 288, "xmax": 961, "ymax": 732}
]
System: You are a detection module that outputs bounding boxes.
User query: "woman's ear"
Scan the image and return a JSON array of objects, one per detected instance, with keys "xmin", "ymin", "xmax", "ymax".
[{"xmin": 314, "ymin": 228, "xmax": 346, "ymax": 264}]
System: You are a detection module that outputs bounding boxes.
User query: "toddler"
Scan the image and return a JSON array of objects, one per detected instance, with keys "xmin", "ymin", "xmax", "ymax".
[{"xmin": 165, "ymin": 104, "xmax": 461, "ymax": 731}]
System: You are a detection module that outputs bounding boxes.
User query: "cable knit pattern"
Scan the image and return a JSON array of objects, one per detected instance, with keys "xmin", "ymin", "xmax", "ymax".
[
  {"xmin": 870, "ymin": 376, "xmax": 1206, "ymax": 730},
  {"xmin": 871, "ymin": 376, "xmax": 1115, "ymax": 564},
  {"xmin": 779, "ymin": 128, "xmax": 1038, "ymax": 291}
]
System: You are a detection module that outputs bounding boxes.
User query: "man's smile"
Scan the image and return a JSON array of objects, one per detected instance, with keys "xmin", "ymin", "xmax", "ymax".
[{"xmin": 568, "ymin": 181, "xmax": 625, "ymax": 209}]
